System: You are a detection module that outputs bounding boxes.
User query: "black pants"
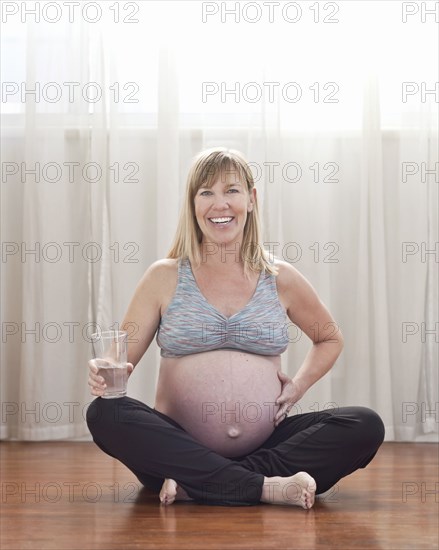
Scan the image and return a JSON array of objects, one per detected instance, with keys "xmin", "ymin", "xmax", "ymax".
[{"xmin": 86, "ymin": 397, "xmax": 385, "ymax": 506}]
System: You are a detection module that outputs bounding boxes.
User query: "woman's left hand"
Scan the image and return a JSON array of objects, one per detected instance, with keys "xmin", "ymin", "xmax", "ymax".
[{"xmin": 274, "ymin": 371, "xmax": 304, "ymax": 427}]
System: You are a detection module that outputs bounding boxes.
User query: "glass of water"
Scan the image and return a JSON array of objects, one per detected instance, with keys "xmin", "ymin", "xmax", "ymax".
[{"xmin": 90, "ymin": 330, "xmax": 128, "ymax": 399}]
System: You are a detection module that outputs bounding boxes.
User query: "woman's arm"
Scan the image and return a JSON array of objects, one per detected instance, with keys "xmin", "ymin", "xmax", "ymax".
[
  {"xmin": 88, "ymin": 260, "xmax": 172, "ymax": 396},
  {"xmin": 119, "ymin": 259, "xmax": 174, "ymax": 369},
  {"xmin": 276, "ymin": 259, "xmax": 344, "ymax": 398}
]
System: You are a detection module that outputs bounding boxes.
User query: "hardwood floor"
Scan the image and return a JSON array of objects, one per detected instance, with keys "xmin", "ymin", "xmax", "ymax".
[{"xmin": 1, "ymin": 442, "xmax": 438, "ymax": 550}]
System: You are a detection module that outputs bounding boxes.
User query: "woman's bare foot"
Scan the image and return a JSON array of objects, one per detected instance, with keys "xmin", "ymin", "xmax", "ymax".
[
  {"xmin": 260, "ymin": 472, "xmax": 316, "ymax": 509},
  {"xmin": 159, "ymin": 478, "xmax": 193, "ymax": 505}
]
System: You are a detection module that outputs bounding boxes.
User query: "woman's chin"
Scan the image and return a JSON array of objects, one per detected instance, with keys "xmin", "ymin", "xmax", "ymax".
[{"xmin": 202, "ymin": 232, "xmax": 243, "ymax": 248}]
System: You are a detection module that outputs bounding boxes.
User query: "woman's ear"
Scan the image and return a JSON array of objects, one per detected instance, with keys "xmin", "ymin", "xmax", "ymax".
[{"xmin": 248, "ymin": 187, "xmax": 257, "ymax": 211}]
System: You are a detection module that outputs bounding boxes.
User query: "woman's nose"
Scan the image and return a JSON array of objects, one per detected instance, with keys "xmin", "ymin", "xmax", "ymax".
[{"xmin": 211, "ymin": 194, "xmax": 230, "ymax": 209}]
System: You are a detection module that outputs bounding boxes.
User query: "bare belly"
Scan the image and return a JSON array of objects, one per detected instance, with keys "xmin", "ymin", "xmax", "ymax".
[{"xmin": 154, "ymin": 350, "xmax": 282, "ymax": 457}]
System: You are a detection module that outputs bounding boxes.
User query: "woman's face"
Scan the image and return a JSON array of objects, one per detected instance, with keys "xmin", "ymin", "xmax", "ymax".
[{"xmin": 194, "ymin": 171, "xmax": 256, "ymax": 248}]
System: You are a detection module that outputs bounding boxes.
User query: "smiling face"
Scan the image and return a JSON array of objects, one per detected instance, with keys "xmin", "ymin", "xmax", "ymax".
[{"xmin": 194, "ymin": 171, "xmax": 256, "ymax": 248}]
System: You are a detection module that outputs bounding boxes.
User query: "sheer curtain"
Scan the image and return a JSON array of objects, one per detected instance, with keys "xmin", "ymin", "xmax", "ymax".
[{"xmin": 1, "ymin": 1, "xmax": 437, "ymax": 441}]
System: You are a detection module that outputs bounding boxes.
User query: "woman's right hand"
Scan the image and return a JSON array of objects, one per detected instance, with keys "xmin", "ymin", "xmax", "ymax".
[{"xmin": 88, "ymin": 359, "xmax": 134, "ymax": 396}]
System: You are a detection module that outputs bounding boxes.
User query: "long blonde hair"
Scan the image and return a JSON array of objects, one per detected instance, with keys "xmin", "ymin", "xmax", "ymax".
[{"xmin": 166, "ymin": 147, "xmax": 278, "ymax": 278}]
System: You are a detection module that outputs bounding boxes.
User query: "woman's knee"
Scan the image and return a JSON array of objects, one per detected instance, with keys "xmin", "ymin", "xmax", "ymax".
[
  {"xmin": 349, "ymin": 406, "xmax": 385, "ymax": 449},
  {"xmin": 86, "ymin": 398, "xmax": 102, "ymax": 436},
  {"xmin": 86, "ymin": 397, "xmax": 119, "ymax": 436}
]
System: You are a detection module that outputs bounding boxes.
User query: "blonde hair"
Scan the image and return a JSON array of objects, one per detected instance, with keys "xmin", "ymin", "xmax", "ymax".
[{"xmin": 166, "ymin": 147, "xmax": 278, "ymax": 279}]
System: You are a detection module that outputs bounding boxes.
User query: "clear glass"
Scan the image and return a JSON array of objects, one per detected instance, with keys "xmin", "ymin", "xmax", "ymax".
[{"xmin": 90, "ymin": 330, "xmax": 128, "ymax": 399}]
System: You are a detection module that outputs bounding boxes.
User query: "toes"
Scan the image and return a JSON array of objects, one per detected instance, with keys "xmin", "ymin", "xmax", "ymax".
[
  {"xmin": 303, "ymin": 482, "xmax": 316, "ymax": 510},
  {"xmin": 305, "ymin": 492, "xmax": 315, "ymax": 509},
  {"xmin": 160, "ymin": 493, "xmax": 175, "ymax": 505},
  {"xmin": 159, "ymin": 479, "xmax": 178, "ymax": 505}
]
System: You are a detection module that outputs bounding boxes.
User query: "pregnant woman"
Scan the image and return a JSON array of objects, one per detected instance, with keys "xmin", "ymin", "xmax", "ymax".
[{"xmin": 87, "ymin": 147, "xmax": 385, "ymax": 509}]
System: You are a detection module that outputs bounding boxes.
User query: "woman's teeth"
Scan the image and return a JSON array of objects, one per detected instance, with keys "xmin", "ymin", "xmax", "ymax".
[{"xmin": 209, "ymin": 217, "xmax": 233, "ymax": 225}]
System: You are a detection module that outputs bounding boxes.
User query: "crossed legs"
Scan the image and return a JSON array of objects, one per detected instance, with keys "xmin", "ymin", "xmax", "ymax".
[{"xmin": 86, "ymin": 397, "xmax": 385, "ymax": 507}]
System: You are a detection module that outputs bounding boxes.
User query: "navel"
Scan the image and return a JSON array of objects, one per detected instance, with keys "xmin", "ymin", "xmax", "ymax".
[{"xmin": 227, "ymin": 427, "xmax": 241, "ymax": 438}]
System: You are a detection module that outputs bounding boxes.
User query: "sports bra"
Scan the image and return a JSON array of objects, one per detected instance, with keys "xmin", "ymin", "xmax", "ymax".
[{"xmin": 156, "ymin": 257, "xmax": 290, "ymax": 357}]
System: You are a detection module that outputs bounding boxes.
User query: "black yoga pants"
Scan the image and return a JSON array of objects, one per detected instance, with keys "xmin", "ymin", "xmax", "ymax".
[{"xmin": 86, "ymin": 396, "xmax": 385, "ymax": 506}]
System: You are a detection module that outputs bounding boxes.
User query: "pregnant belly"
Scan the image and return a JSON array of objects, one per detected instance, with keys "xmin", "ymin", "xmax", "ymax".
[{"xmin": 154, "ymin": 350, "xmax": 282, "ymax": 457}]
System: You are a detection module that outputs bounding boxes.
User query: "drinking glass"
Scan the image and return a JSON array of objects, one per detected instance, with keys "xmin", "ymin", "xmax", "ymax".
[{"xmin": 90, "ymin": 330, "xmax": 128, "ymax": 399}]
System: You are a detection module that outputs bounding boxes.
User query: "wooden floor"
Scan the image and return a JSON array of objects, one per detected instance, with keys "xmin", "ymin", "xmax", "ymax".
[{"xmin": 1, "ymin": 442, "xmax": 438, "ymax": 550}]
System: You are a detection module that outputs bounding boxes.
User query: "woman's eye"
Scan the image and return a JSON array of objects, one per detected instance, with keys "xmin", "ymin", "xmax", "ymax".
[{"xmin": 199, "ymin": 189, "xmax": 238, "ymax": 196}]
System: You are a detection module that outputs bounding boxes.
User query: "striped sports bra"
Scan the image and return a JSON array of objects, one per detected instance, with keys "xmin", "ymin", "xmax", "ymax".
[{"xmin": 156, "ymin": 257, "xmax": 290, "ymax": 357}]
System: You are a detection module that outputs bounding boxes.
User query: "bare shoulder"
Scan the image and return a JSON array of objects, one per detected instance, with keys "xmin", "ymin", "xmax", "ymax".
[
  {"xmin": 273, "ymin": 259, "xmax": 308, "ymax": 291},
  {"xmin": 149, "ymin": 258, "xmax": 179, "ymax": 275},
  {"xmin": 272, "ymin": 259, "xmax": 320, "ymax": 312},
  {"xmin": 133, "ymin": 259, "xmax": 178, "ymax": 316},
  {"xmin": 139, "ymin": 258, "xmax": 178, "ymax": 289}
]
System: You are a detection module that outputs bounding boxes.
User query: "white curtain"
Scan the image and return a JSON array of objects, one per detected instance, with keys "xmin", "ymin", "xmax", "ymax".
[{"xmin": 1, "ymin": 1, "xmax": 437, "ymax": 441}]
